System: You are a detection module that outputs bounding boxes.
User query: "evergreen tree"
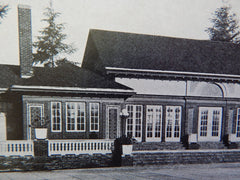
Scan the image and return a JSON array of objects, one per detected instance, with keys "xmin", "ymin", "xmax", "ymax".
[
  {"xmin": 0, "ymin": 4, "xmax": 9, "ymax": 24},
  {"xmin": 206, "ymin": 6, "xmax": 240, "ymax": 44},
  {"xmin": 33, "ymin": 7, "xmax": 75, "ymax": 67}
]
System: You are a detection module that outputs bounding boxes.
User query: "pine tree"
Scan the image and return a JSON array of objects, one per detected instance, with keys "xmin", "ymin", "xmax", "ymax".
[
  {"xmin": 206, "ymin": 6, "xmax": 240, "ymax": 44},
  {"xmin": 33, "ymin": 7, "xmax": 75, "ymax": 67},
  {"xmin": 0, "ymin": 4, "xmax": 9, "ymax": 23}
]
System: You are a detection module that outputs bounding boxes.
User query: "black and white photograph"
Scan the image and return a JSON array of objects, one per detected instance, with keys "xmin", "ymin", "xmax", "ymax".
[{"xmin": 0, "ymin": 0, "xmax": 240, "ymax": 179}]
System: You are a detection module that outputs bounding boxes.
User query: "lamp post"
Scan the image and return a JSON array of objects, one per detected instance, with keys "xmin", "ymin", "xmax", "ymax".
[{"xmin": 120, "ymin": 108, "xmax": 129, "ymax": 137}]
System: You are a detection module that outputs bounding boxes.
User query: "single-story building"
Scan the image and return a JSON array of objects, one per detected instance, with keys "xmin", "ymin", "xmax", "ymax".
[{"xmin": 1, "ymin": 5, "xmax": 240, "ymax": 152}]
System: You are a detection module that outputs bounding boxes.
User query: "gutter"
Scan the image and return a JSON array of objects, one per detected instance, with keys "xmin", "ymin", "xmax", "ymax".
[{"xmin": 10, "ymin": 85, "xmax": 135, "ymax": 95}]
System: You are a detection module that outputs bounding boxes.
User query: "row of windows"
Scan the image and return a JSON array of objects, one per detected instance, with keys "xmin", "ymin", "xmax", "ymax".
[
  {"xmin": 126, "ymin": 105, "xmax": 182, "ymax": 142},
  {"xmin": 51, "ymin": 102, "xmax": 99, "ymax": 132},
  {"xmin": 126, "ymin": 105, "xmax": 225, "ymax": 142},
  {"xmin": 29, "ymin": 102, "xmax": 240, "ymax": 141}
]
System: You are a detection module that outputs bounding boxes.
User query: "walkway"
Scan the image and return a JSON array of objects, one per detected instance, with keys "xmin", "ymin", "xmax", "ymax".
[{"xmin": 1, "ymin": 162, "xmax": 240, "ymax": 180}]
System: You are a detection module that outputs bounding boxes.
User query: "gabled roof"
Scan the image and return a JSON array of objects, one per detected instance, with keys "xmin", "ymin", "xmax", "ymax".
[
  {"xmin": 82, "ymin": 29, "xmax": 240, "ymax": 76},
  {"xmin": 0, "ymin": 63, "xmax": 133, "ymax": 94}
]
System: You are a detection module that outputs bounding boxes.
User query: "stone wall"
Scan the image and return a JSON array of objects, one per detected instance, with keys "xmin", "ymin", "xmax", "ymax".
[
  {"xmin": 132, "ymin": 150, "xmax": 240, "ymax": 166},
  {"xmin": 0, "ymin": 154, "xmax": 113, "ymax": 172}
]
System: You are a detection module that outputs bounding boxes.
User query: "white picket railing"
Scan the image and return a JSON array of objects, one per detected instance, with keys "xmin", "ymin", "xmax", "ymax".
[
  {"xmin": 48, "ymin": 139, "xmax": 114, "ymax": 156},
  {"xmin": 0, "ymin": 140, "xmax": 34, "ymax": 156}
]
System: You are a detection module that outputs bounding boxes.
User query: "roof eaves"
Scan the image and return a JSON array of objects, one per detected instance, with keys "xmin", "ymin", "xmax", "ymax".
[
  {"xmin": 10, "ymin": 85, "xmax": 135, "ymax": 95},
  {"xmin": 105, "ymin": 67, "xmax": 240, "ymax": 82}
]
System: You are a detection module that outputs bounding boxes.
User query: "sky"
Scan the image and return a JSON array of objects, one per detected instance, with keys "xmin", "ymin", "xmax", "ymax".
[{"xmin": 0, "ymin": 0, "xmax": 240, "ymax": 66}]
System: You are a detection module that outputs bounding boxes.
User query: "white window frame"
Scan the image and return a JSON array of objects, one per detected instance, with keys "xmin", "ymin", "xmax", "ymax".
[
  {"xmin": 90, "ymin": 103, "xmax": 100, "ymax": 132},
  {"xmin": 51, "ymin": 102, "xmax": 62, "ymax": 132},
  {"xmin": 66, "ymin": 102, "xmax": 86, "ymax": 132},
  {"xmin": 198, "ymin": 107, "xmax": 222, "ymax": 142},
  {"xmin": 146, "ymin": 105, "xmax": 163, "ymax": 142},
  {"xmin": 27, "ymin": 103, "xmax": 44, "ymax": 140},
  {"xmin": 126, "ymin": 105, "xmax": 143, "ymax": 141},
  {"xmin": 165, "ymin": 106, "xmax": 182, "ymax": 142}
]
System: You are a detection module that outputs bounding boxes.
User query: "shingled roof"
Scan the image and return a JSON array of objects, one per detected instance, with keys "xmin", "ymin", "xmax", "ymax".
[
  {"xmin": 82, "ymin": 29, "xmax": 240, "ymax": 76},
  {"xmin": 0, "ymin": 65, "xmax": 21, "ymax": 89},
  {"xmin": 0, "ymin": 63, "xmax": 132, "ymax": 92}
]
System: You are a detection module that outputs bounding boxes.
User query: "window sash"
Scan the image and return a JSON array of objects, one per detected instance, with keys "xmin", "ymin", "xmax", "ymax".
[
  {"xmin": 126, "ymin": 105, "xmax": 143, "ymax": 141},
  {"xmin": 165, "ymin": 106, "xmax": 182, "ymax": 142},
  {"xmin": 51, "ymin": 102, "xmax": 62, "ymax": 132},
  {"xmin": 66, "ymin": 102, "xmax": 85, "ymax": 132},
  {"xmin": 90, "ymin": 103, "xmax": 99, "ymax": 132},
  {"xmin": 198, "ymin": 107, "xmax": 222, "ymax": 141},
  {"xmin": 146, "ymin": 105, "xmax": 162, "ymax": 141}
]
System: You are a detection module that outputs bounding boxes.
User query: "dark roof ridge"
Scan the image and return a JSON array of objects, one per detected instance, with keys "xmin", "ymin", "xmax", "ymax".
[{"xmin": 89, "ymin": 29, "xmax": 240, "ymax": 47}]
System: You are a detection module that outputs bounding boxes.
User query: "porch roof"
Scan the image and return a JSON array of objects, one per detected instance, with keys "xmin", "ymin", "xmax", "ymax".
[{"xmin": 0, "ymin": 63, "xmax": 133, "ymax": 94}]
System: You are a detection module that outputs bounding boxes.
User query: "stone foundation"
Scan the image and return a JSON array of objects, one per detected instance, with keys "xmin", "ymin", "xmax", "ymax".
[
  {"xmin": 0, "ymin": 154, "xmax": 112, "ymax": 172},
  {"xmin": 132, "ymin": 150, "xmax": 240, "ymax": 166}
]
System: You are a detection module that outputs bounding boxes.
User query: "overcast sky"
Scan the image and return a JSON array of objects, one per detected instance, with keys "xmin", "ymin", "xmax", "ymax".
[{"xmin": 0, "ymin": 0, "xmax": 240, "ymax": 66}]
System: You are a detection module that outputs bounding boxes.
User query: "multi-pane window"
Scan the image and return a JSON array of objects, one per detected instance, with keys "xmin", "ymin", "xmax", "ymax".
[
  {"xmin": 51, "ymin": 102, "xmax": 61, "ymax": 132},
  {"xmin": 135, "ymin": 105, "xmax": 142, "ymax": 138},
  {"xmin": 90, "ymin": 103, "xmax": 99, "ymax": 132},
  {"xmin": 147, "ymin": 108, "xmax": 154, "ymax": 138},
  {"xmin": 200, "ymin": 110, "xmax": 208, "ymax": 137},
  {"xmin": 212, "ymin": 110, "xmax": 220, "ymax": 136},
  {"xmin": 198, "ymin": 107, "xmax": 222, "ymax": 141},
  {"xmin": 165, "ymin": 106, "xmax": 182, "ymax": 142},
  {"xmin": 236, "ymin": 108, "xmax": 240, "ymax": 137},
  {"xmin": 127, "ymin": 105, "xmax": 134, "ymax": 137},
  {"xmin": 126, "ymin": 105, "xmax": 142, "ymax": 141},
  {"xmin": 174, "ymin": 108, "xmax": 181, "ymax": 138},
  {"xmin": 66, "ymin": 102, "xmax": 85, "ymax": 132},
  {"xmin": 166, "ymin": 107, "xmax": 173, "ymax": 138},
  {"xmin": 146, "ymin": 105, "xmax": 162, "ymax": 141}
]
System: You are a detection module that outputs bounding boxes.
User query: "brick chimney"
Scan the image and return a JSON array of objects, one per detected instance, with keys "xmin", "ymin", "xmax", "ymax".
[{"xmin": 18, "ymin": 5, "xmax": 33, "ymax": 78}]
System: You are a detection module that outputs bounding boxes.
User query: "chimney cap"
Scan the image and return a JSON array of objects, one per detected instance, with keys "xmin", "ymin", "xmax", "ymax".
[{"xmin": 18, "ymin": 4, "xmax": 31, "ymax": 9}]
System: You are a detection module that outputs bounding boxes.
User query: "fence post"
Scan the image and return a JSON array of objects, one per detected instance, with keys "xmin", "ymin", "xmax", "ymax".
[{"xmin": 34, "ymin": 139, "xmax": 48, "ymax": 157}]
